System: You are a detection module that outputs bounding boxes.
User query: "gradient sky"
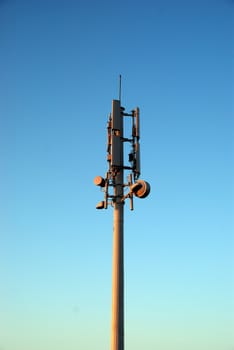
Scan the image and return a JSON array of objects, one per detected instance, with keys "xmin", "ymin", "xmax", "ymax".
[{"xmin": 0, "ymin": 1, "xmax": 233, "ymax": 349}]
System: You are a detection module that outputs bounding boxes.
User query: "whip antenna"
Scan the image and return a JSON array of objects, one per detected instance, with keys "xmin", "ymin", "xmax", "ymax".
[{"xmin": 119, "ymin": 74, "xmax": 122, "ymax": 102}]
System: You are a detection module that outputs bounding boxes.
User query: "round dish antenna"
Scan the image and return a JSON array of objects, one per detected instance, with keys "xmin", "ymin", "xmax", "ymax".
[{"xmin": 131, "ymin": 180, "xmax": 151, "ymax": 198}]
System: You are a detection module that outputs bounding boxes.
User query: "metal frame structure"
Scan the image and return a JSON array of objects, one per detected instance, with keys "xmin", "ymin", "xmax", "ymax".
[{"xmin": 94, "ymin": 98, "xmax": 150, "ymax": 350}]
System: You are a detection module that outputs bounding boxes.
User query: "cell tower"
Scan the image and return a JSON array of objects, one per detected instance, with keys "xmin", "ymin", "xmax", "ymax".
[{"xmin": 94, "ymin": 78, "xmax": 150, "ymax": 350}]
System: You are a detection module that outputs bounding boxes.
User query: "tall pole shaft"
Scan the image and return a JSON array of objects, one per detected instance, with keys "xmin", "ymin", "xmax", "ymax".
[
  {"xmin": 111, "ymin": 100, "xmax": 124, "ymax": 350},
  {"xmin": 112, "ymin": 183, "xmax": 124, "ymax": 350}
]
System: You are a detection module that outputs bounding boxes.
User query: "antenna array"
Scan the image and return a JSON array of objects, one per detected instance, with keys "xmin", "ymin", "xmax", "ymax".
[{"xmin": 94, "ymin": 99, "xmax": 150, "ymax": 210}]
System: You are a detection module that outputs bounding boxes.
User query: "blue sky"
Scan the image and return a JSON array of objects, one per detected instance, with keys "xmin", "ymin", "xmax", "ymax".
[{"xmin": 0, "ymin": 0, "xmax": 233, "ymax": 349}]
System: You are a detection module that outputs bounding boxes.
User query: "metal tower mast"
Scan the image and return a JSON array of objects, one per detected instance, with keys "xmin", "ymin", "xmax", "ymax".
[{"xmin": 94, "ymin": 94, "xmax": 150, "ymax": 350}]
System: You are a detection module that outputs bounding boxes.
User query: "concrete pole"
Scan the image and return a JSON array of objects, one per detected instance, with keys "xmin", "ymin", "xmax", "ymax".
[{"xmin": 111, "ymin": 100, "xmax": 124, "ymax": 350}]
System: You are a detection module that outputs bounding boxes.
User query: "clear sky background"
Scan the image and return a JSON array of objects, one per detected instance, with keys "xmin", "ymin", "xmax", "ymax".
[{"xmin": 0, "ymin": 0, "xmax": 233, "ymax": 349}]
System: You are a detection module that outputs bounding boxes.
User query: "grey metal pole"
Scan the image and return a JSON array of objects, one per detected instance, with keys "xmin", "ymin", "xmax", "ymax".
[
  {"xmin": 111, "ymin": 100, "xmax": 124, "ymax": 350},
  {"xmin": 94, "ymin": 97, "xmax": 150, "ymax": 350}
]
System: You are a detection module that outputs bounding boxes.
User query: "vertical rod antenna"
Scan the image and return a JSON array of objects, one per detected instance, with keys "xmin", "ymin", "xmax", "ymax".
[{"xmin": 119, "ymin": 74, "xmax": 122, "ymax": 103}]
